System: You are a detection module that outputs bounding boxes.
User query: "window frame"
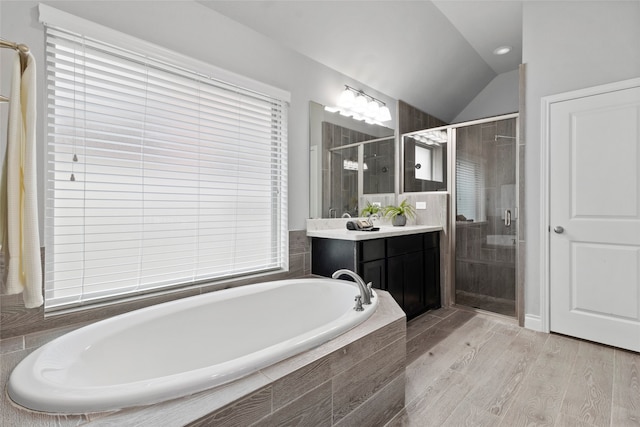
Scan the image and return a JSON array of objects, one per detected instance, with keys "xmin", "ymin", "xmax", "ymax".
[{"xmin": 40, "ymin": 4, "xmax": 290, "ymax": 312}]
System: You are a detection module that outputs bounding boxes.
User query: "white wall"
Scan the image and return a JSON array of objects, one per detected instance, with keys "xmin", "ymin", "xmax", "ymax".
[
  {"xmin": 523, "ymin": 1, "xmax": 640, "ymax": 322},
  {"xmin": 0, "ymin": 1, "xmax": 397, "ymax": 234},
  {"xmin": 452, "ymin": 69, "xmax": 519, "ymax": 124}
]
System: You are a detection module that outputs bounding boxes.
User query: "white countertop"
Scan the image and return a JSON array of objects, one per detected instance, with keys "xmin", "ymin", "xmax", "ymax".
[{"xmin": 306, "ymin": 225, "xmax": 442, "ymax": 241}]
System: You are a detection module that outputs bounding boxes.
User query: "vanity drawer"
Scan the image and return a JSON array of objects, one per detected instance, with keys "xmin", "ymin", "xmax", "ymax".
[
  {"xmin": 359, "ymin": 239, "xmax": 385, "ymax": 262},
  {"xmin": 386, "ymin": 234, "xmax": 423, "ymax": 257}
]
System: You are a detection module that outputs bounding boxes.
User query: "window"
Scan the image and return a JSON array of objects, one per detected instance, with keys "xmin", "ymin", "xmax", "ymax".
[
  {"xmin": 415, "ymin": 144, "xmax": 444, "ymax": 183},
  {"xmin": 42, "ymin": 17, "xmax": 288, "ymax": 311},
  {"xmin": 456, "ymin": 154, "xmax": 484, "ymax": 222}
]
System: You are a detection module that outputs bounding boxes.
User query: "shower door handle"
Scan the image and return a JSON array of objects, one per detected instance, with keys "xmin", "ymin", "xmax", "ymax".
[{"xmin": 504, "ymin": 210, "xmax": 511, "ymax": 227}]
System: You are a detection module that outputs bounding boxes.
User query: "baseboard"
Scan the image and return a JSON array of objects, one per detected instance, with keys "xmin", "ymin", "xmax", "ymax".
[{"xmin": 524, "ymin": 314, "xmax": 542, "ymax": 331}]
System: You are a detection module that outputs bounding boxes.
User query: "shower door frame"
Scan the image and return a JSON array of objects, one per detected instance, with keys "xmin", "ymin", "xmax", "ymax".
[
  {"xmin": 447, "ymin": 113, "xmax": 522, "ymax": 324},
  {"xmin": 327, "ymin": 135, "xmax": 396, "ymax": 218}
]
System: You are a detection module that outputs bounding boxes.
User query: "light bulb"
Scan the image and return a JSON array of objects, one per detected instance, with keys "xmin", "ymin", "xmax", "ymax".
[
  {"xmin": 353, "ymin": 94, "xmax": 368, "ymax": 113},
  {"xmin": 376, "ymin": 106, "xmax": 392, "ymax": 122},
  {"xmin": 365, "ymin": 100, "xmax": 380, "ymax": 118},
  {"xmin": 337, "ymin": 88, "xmax": 355, "ymax": 108}
]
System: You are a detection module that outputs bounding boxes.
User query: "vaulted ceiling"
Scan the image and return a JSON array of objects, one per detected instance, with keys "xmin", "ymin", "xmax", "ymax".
[{"xmin": 199, "ymin": 1, "xmax": 522, "ymax": 123}]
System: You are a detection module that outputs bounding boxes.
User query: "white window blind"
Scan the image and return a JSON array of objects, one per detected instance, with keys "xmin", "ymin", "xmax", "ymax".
[
  {"xmin": 44, "ymin": 26, "xmax": 288, "ymax": 311},
  {"xmin": 456, "ymin": 155, "xmax": 484, "ymax": 222}
]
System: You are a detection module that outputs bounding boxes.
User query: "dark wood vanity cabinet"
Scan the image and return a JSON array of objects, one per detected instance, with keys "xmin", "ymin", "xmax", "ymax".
[{"xmin": 311, "ymin": 232, "xmax": 440, "ymax": 320}]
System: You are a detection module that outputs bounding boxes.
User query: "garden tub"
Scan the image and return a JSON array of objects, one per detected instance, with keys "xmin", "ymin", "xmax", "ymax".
[{"xmin": 7, "ymin": 277, "xmax": 377, "ymax": 414}]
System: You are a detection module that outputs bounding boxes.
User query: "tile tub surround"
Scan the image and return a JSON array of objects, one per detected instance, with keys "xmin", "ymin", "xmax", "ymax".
[
  {"xmin": 1, "ymin": 291, "xmax": 406, "ymax": 426},
  {"xmin": 0, "ymin": 230, "xmax": 311, "ymax": 340}
]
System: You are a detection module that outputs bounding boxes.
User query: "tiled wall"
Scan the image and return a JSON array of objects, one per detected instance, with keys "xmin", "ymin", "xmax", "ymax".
[
  {"xmin": 397, "ymin": 100, "xmax": 447, "ymax": 134},
  {"xmin": 0, "ymin": 230, "xmax": 311, "ymax": 340}
]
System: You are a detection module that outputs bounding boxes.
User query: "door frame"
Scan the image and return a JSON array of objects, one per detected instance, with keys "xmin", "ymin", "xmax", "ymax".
[
  {"xmin": 446, "ymin": 113, "xmax": 521, "ymax": 322},
  {"xmin": 539, "ymin": 77, "xmax": 640, "ymax": 334}
]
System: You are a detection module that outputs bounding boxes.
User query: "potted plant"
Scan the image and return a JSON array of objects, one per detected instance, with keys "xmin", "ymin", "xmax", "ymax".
[
  {"xmin": 360, "ymin": 201, "xmax": 381, "ymax": 218},
  {"xmin": 383, "ymin": 199, "xmax": 416, "ymax": 226}
]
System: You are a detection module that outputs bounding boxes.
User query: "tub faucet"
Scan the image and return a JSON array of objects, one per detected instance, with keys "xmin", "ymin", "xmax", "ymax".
[{"xmin": 331, "ymin": 269, "xmax": 373, "ymax": 308}]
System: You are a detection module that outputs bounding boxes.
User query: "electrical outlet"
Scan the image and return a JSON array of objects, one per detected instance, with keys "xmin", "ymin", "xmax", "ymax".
[
  {"xmin": 416, "ymin": 201, "xmax": 426, "ymax": 210},
  {"xmin": 373, "ymin": 202, "xmax": 381, "ymax": 207}
]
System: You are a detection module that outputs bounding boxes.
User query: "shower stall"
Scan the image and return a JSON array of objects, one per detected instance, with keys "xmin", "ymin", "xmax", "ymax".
[
  {"xmin": 453, "ymin": 115, "xmax": 519, "ymax": 317},
  {"xmin": 401, "ymin": 113, "xmax": 520, "ymax": 318}
]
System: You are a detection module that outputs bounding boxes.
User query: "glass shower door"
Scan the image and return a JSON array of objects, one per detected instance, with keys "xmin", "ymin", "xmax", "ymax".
[
  {"xmin": 329, "ymin": 145, "xmax": 359, "ymax": 218},
  {"xmin": 454, "ymin": 118, "xmax": 517, "ymax": 317}
]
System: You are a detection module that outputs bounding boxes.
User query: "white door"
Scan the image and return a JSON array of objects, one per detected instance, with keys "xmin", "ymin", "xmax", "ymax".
[{"xmin": 549, "ymin": 82, "xmax": 640, "ymax": 352}]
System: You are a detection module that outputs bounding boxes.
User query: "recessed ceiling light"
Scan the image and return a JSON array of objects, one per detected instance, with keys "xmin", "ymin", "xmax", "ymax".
[{"xmin": 493, "ymin": 46, "xmax": 512, "ymax": 55}]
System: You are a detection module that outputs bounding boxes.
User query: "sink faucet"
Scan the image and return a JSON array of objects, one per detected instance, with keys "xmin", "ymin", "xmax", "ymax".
[{"xmin": 331, "ymin": 269, "xmax": 373, "ymax": 310}]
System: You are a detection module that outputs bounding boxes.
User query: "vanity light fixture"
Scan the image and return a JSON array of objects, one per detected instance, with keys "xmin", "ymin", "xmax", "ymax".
[
  {"xmin": 326, "ymin": 85, "xmax": 392, "ymax": 125},
  {"xmin": 414, "ymin": 129, "xmax": 447, "ymax": 145}
]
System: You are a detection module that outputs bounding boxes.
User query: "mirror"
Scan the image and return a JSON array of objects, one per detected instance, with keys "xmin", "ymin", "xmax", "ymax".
[
  {"xmin": 402, "ymin": 129, "xmax": 448, "ymax": 192},
  {"xmin": 309, "ymin": 101, "xmax": 395, "ymax": 218}
]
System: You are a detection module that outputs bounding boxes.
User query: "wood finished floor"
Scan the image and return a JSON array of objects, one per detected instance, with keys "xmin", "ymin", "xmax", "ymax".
[{"xmin": 387, "ymin": 307, "xmax": 640, "ymax": 427}]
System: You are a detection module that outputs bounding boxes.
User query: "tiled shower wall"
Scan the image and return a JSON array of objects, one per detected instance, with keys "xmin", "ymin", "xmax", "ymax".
[{"xmin": 0, "ymin": 230, "xmax": 311, "ymax": 340}]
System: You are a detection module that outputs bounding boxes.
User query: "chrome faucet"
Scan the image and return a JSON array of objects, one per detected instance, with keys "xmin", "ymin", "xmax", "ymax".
[{"xmin": 331, "ymin": 269, "xmax": 373, "ymax": 310}]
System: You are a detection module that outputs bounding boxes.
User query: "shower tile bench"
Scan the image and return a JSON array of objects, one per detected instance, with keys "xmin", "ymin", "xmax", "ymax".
[{"xmin": 308, "ymin": 224, "xmax": 442, "ymax": 320}]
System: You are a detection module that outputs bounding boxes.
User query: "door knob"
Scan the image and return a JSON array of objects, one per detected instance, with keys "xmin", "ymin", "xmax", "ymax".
[{"xmin": 553, "ymin": 226, "xmax": 564, "ymax": 234}]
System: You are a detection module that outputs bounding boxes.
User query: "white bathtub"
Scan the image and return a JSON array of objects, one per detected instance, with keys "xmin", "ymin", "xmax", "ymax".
[{"xmin": 7, "ymin": 278, "xmax": 377, "ymax": 414}]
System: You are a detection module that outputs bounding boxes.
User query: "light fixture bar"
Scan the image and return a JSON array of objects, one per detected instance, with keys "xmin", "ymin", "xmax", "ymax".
[
  {"xmin": 343, "ymin": 85, "xmax": 387, "ymax": 107},
  {"xmin": 328, "ymin": 85, "xmax": 392, "ymax": 125}
]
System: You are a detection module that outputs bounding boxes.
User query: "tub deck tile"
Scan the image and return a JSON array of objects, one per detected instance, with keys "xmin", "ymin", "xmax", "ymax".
[
  {"xmin": 83, "ymin": 371, "xmax": 273, "ymax": 427},
  {"xmin": 251, "ymin": 381, "xmax": 332, "ymax": 427},
  {"xmin": 188, "ymin": 386, "xmax": 272, "ymax": 427},
  {"xmin": 332, "ymin": 336, "xmax": 406, "ymax": 423},
  {"xmin": 0, "ymin": 335, "xmax": 24, "ymax": 355},
  {"xmin": 330, "ymin": 317, "xmax": 406, "ymax": 378},
  {"xmin": 335, "ymin": 373, "xmax": 405, "ymax": 427},
  {"xmin": 267, "ymin": 350, "xmax": 333, "ymax": 410}
]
